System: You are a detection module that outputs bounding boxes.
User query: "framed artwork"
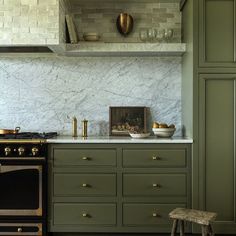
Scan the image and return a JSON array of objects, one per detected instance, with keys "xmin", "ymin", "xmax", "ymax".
[{"xmin": 109, "ymin": 106, "xmax": 147, "ymax": 136}]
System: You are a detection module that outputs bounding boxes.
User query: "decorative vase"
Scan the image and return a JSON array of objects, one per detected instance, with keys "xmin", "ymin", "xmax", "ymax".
[{"xmin": 116, "ymin": 13, "xmax": 134, "ymax": 36}]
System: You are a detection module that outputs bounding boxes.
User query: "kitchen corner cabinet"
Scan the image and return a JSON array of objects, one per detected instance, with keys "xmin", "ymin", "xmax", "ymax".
[
  {"xmin": 199, "ymin": 0, "xmax": 236, "ymax": 67},
  {"xmin": 199, "ymin": 74, "xmax": 236, "ymax": 233},
  {"xmin": 181, "ymin": 0, "xmax": 236, "ymax": 234},
  {"xmin": 48, "ymin": 143, "xmax": 191, "ymax": 233}
]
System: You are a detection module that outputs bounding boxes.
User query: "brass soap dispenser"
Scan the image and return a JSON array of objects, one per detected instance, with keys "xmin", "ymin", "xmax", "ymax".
[
  {"xmin": 82, "ymin": 119, "xmax": 88, "ymax": 138},
  {"xmin": 72, "ymin": 116, "xmax": 78, "ymax": 137}
]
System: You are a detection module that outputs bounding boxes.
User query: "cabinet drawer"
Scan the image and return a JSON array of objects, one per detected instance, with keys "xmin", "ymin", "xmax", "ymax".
[
  {"xmin": 53, "ymin": 149, "xmax": 116, "ymax": 166},
  {"xmin": 123, "ymin": 174, "xmax": 186, "ymax": 196},
  {"xmin": 54, "ymin": 174, "xmax": 116, "ymax": 196},
  {"xmin": 123, "ymin": 149, "xmax": 186, "ymax": 167},
  {"xmin": 54, "ymin": 203, "xmax": 116, "ymax": 225},
  {"xmin": 123, "ymin": 203, "xmax": 185, "ymax": 226}
]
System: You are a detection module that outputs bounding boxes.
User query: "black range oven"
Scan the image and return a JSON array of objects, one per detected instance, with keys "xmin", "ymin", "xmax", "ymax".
[{"xmin": 0, "ymin": 132, "xmax": 56, "ymax": 236}]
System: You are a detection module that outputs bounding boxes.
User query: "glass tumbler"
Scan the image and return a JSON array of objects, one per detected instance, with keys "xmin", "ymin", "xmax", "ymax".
[
  {"xmin": 156, "ymin": 29, "xmax": 165, "ymax": 43},
  {"xmin": 147, "ymin": 28, "xmax": 157, "ymax": 42},
  {"xmin": 139, "ymin": 29, "xmax": 148, "ymax": 42},
  {"xmin": 164, "ymin": 29, "xmax": 174, "ymax": 42}
]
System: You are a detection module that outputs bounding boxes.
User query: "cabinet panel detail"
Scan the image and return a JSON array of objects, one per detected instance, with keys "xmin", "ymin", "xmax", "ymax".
[
  {"xmin": 123, "ymin": 203, "xmax": 186, "ymax": 226},
  {"xmin": 123, "ymin": 174, "xmax": 186, "ymax": 196},
  {"xmin": 199, "ymin": 0, "xmax": 236, "ymax": 67},
  {"xmin": 54, "ymin": 173, "xmax": 116, "ymax": 196},
  {"xmin": 53, "ymin": 203, "xmax": 116, "ymax": 225},
  {"xmin": 199, "ymin": 75, "xmax": 236, "ymax": 222},
  {"xmin": 123, "ymin": 149, "xmax": 186, "ymax": 167},
  {"xmin": 53, "ymin": 148, "xmax": 116, "ymax": 166}
]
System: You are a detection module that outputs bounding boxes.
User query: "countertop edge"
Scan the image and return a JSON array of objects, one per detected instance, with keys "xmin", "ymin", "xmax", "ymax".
[{"xmin": 46, "ymin": 136, "xmax": 193, "ymax": 144}]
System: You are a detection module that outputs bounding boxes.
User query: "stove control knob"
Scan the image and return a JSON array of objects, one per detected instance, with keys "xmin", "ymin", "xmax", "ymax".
[
  {"xmin": 32, "ymin": 147, "xmax": 39, "ymax": 156},
  {"xmin": 4, "ymin": 147, "xmax": 11, "ymax": 156},
  {"xmin": 18, "ymin": 147, "xmax": 25, "ymax": 156}
]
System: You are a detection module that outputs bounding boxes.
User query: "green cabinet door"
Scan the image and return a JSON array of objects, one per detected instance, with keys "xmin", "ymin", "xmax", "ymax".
[
  {"xmin": 199, "ymin": 0, "xmax": 236, "ymax": 67},
  {"xmin": 199, "ymin": 74, "xmax": 236, "ymax": 233}
]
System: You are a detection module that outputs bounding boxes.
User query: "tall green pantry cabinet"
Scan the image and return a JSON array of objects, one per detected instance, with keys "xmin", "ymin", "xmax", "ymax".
[{"xmin": 181, "ymin": 0, "xmax": 236, "ymax": 233}]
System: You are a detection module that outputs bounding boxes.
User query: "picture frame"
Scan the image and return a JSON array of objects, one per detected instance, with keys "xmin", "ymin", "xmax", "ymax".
[{"xmin": 109, "ymin": 106, "xmax": 147, "ymax": 136}]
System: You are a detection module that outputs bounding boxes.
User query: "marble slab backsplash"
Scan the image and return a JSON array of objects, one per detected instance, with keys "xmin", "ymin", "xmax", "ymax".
[{"xmin": 0, "ymin": 56, "xmax": 181, "ymax": 136}]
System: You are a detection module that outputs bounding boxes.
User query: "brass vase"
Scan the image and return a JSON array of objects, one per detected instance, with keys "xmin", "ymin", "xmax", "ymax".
[{"xmin": 116, "ymin": 13, "xmax": 134, "ymax": 36}]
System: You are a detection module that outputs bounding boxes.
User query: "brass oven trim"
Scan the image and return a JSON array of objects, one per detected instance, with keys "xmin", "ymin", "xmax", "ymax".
[
  {"xmin": 0, "ymin": 165, "xmax": 43, "ymax": 216},
  {"xmin": 0, "ymin": 139, "xmax": 46, "ymax": 144},
  {"xmin": 0, "ymin": 223, "xmax": 42, "ymax": 236}
]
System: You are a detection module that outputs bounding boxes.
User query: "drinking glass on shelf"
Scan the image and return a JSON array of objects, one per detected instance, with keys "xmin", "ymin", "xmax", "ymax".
[
  {"xmin": 147, "ymin": 28, "xmax": 157, "ymax": 42},
  {"xmin": 156, "ymin": 29, "xmax": 165, "ymax": 43},
  {"xmin": 139, "ymin": 29, "xmax": 148, "ymax": 42},
  {"xmin": 164, "ymin": 29, "xmax": 174, "ymax": 42}
]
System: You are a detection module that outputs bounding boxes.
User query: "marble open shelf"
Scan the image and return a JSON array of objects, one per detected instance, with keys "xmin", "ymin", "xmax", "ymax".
[{"xmin": 57, "ymin": 42, "xmax": 186, "ymax": 57}]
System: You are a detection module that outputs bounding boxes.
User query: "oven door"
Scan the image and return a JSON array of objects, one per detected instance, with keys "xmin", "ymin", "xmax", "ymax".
[{"xmin": 0, "ymin": 164, "xmax": 42, "ymax": 216}]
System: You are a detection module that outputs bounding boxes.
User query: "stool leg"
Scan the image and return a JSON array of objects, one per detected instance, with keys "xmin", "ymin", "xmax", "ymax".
[
  {"xmin": 207, "ymin": 224, "xmax": 214, "ymax": 236},
  {"xmin": 180, "ymin": 220, "xmax": 185, "ymax": 236},
  {"xmin": 201, "ymin": 225, "xmax": 208, "ymax": 236},
  {"xmin": 171, "ymin": 219, "xmax": 178, "ymax": 236}
]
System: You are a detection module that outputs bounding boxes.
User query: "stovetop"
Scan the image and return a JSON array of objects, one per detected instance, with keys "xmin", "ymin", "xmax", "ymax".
[{"xmin": 0, "ymin": 132, "xmax": 57, "ymax": 140}]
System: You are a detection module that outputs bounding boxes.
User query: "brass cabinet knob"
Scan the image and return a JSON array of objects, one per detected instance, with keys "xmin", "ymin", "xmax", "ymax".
[
  {"xmin": 82, "ymin": 183, "xmax": 88, "ymax": 187},
  {"xmin": 17, "ymin": 227, "xmax": 23, "ymax": 232},
  {"xmin": 32, "ymin": 147, "xmax": 39, "ymax": 156},
  {"xmin": 152, "ymin": 213, "xmax": 158, "ymax": 217},
  {"xmin": 152, "ymin": 183, "xmax": 160, "ymax": 188},
  {"xmin": 152, "ymin": 156, "xmax": 160, "ymax": 160},
  {"xmin": 82, "ymin": 157, "xmax": 89, "ymax": 160},
  {"xmin": 82, "ymin": 213, "xmax": 88, "ymax": 217},
  {"xmin": 18, "ymin": 146, "xmax": 25, "ymax": 156},
  {"xmin": 4, "ymin": 147, "xmax": 11, "ymax": 156}
]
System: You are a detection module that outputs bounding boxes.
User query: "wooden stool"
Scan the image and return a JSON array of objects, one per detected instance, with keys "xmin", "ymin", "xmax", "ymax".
[{"xmin": 169, "ymin": 208, "xmax": 217, "ymax": 236}]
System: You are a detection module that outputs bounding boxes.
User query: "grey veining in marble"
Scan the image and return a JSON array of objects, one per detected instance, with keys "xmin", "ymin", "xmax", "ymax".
[{"xmin": 0, "ymin": 56, "xmax": 181, "ymax": 136}]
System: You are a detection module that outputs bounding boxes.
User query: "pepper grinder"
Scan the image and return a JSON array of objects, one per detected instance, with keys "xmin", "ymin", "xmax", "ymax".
[
  {"xmin": 72, "ymin": 116, "xmax": 78, "ymax": 137},
  {"xmin": 82, "ymin": 119, "xmax": 88, "ymax": 137}
]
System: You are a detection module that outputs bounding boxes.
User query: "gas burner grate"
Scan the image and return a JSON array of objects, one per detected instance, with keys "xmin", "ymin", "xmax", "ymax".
[{"xmin": 0, "ymin": 132, "xmax": 57, "ymax": 139}]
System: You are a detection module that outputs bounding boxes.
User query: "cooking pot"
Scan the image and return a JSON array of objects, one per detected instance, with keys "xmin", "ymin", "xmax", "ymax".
[{"xmin": 0, "ymin": 127, "xmax": 20, "ymax": 135}]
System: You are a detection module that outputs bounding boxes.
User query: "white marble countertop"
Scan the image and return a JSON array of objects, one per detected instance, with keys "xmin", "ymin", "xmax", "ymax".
[{"xmin": 47, "ymin": 136, "xmax": 193, "ymax": 144}]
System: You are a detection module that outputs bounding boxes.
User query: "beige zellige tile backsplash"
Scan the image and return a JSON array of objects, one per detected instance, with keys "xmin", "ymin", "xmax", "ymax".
[{"xmin": 67, "ymin": 0, "xmax": 181, "ymax": 43}]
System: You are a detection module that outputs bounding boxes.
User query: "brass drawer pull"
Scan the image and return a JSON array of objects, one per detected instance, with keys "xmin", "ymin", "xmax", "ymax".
[
  {"xmin": 152, "ymin": 213, "xmax": 158, "ymax": 217},
  {"xmin": 82, "ymin": 183, "xmax": 89, "ymax": 187},
  {"xmin": 152, "ymin": 183, "xmax": 161, "ymax": 188},
  {"xmin": 82, "ymin": 213, "xmax": 88, "ymax": 217},
  {"xmin": 152, "ymin": 156, "xmax": 160, "ymax": 160}
]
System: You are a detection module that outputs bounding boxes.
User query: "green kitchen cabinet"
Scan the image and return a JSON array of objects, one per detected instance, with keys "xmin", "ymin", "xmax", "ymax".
[
  {"xmin": 199, "ymin": 74, "xmax": 236, "ymax": 233},
  {"xmin": 199, "ymin": 0, "xmax": 236, "ymax": 67},
  {"xmin": 181, "ymin": 0, "xmax": 236, "ymax": 233},
  {"xmin": 48, "ymin": 143, "xmax": 191, "ymax": 234}
]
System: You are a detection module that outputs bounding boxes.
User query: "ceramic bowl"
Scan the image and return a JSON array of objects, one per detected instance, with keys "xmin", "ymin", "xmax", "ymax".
[
  {"xmin": 83, "ymin": 33, "xmax": 100, "ymax": 41},
  {"xmin": 152, "ymin": 128, "xmax": 176, "ymax": 138},
  {"xmin": 129, "ymin": 133, "xmax": 151, "ymax": 139}
]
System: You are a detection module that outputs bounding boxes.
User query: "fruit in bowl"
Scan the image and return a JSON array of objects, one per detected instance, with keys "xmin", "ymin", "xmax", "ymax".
[{"xmin": 152, "ymin": 122, "xmax": 176, "ymax": 138}]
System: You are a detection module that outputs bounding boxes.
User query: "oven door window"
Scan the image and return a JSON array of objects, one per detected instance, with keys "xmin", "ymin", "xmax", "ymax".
[{"xmin": 0, "ymin": 165, "xmax": 42, "ymax": 216}]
